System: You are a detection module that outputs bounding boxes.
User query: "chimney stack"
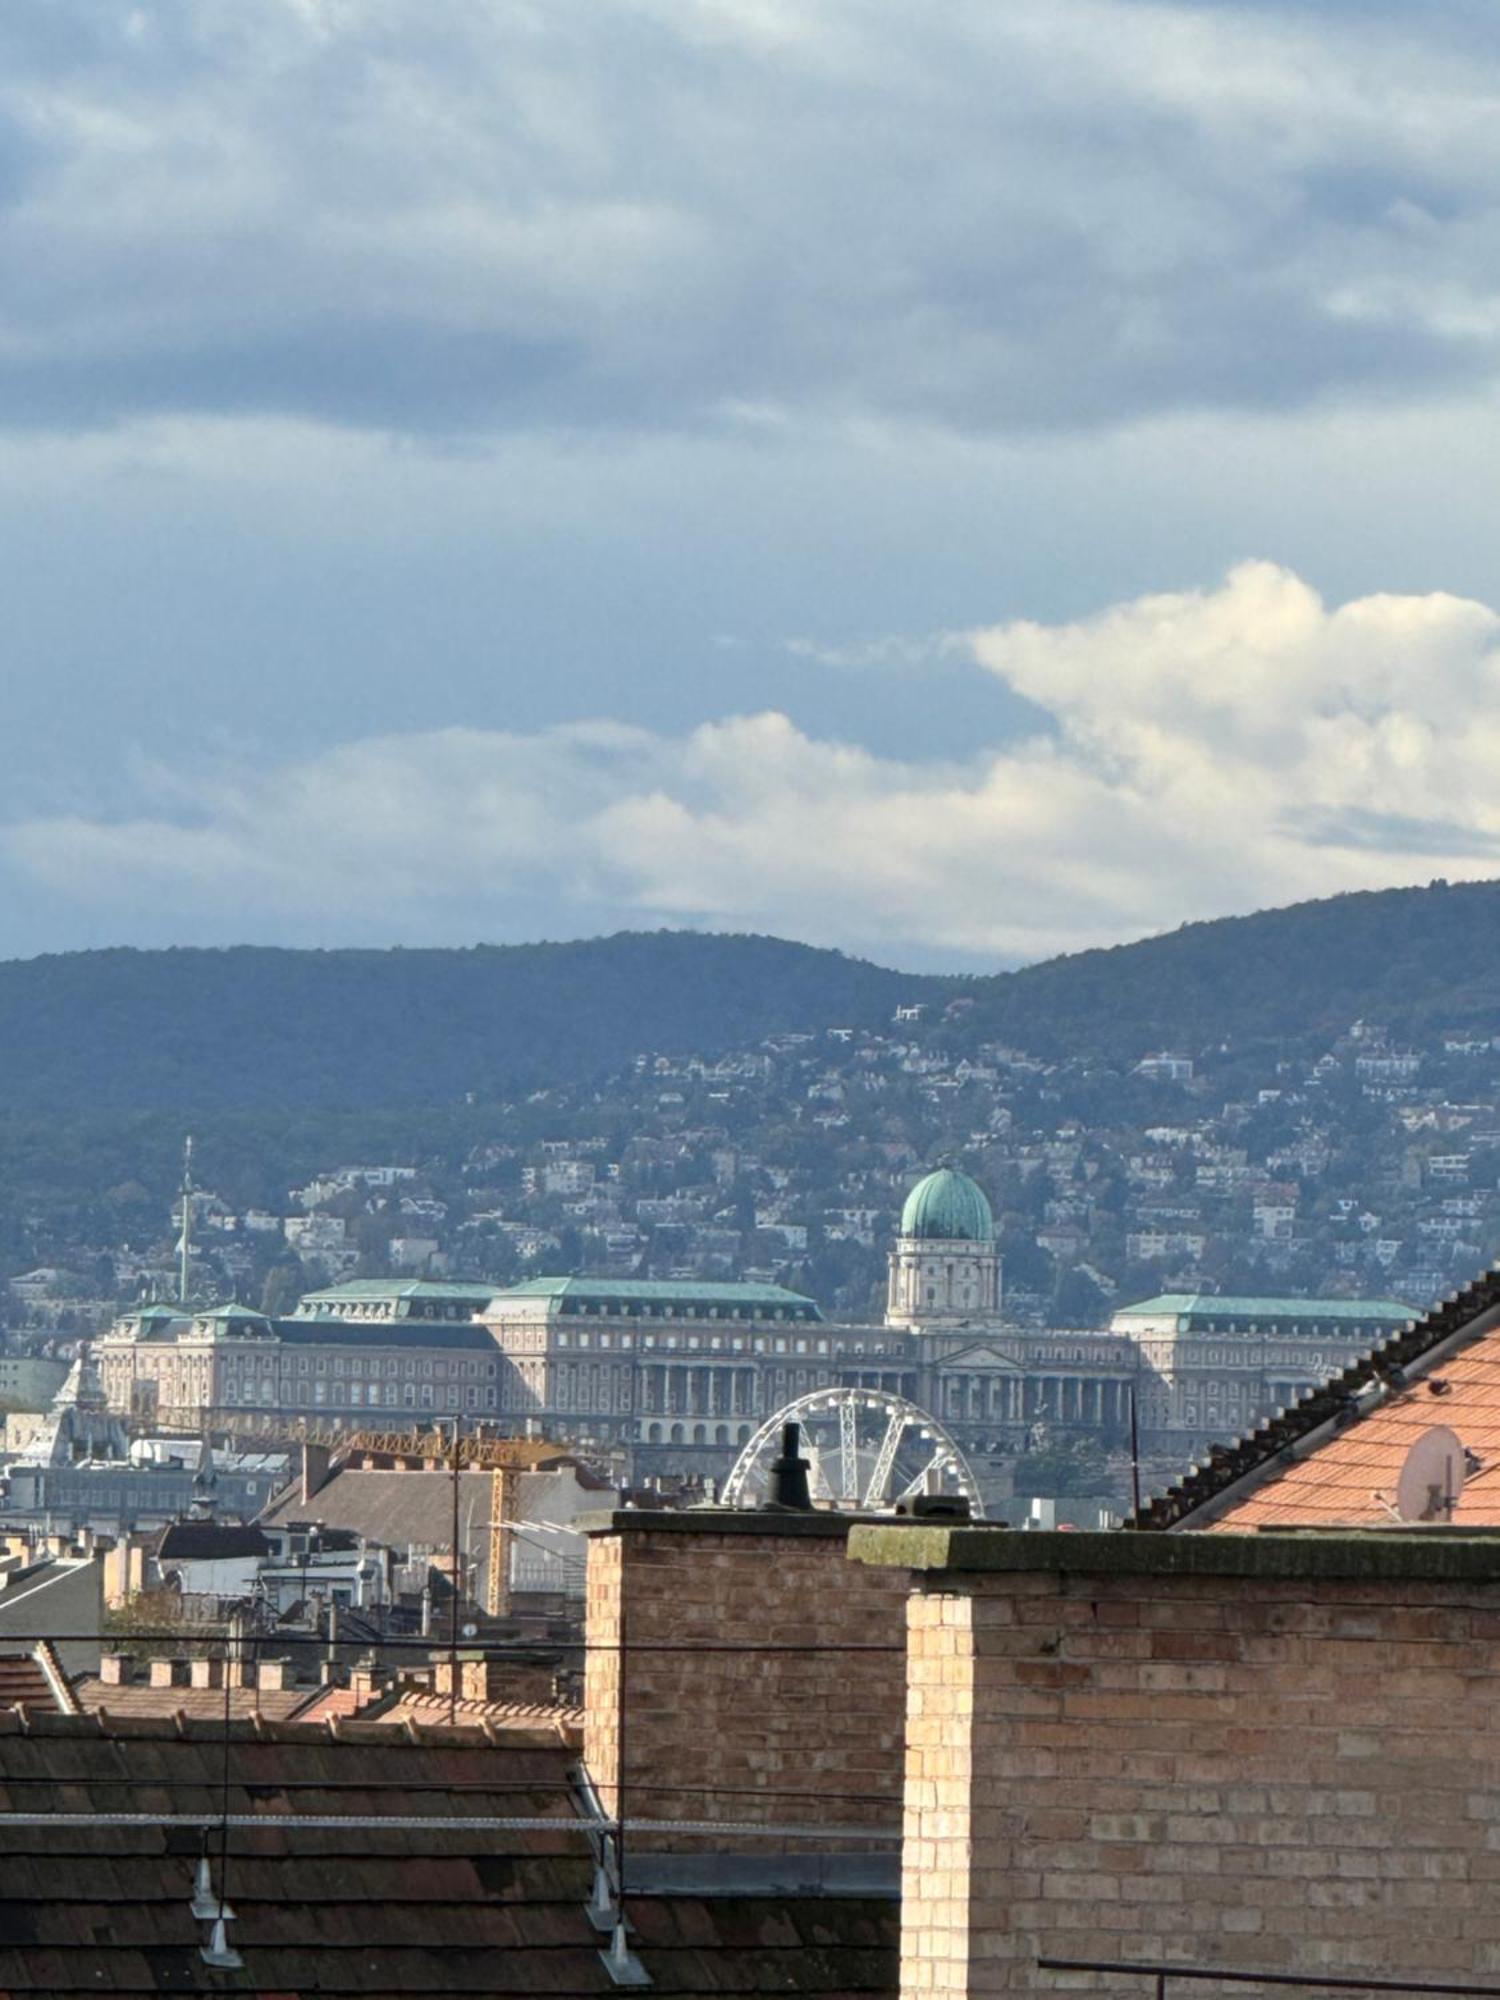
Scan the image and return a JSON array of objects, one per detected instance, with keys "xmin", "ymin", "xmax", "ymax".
[
  {"xmin": 582, "ymin": 1508, "xmax": 907, "ymax": 1850},
  {"xmin": 301, "ymin": 1442, "xmax": 332, "ymax": 1504},
  {"xmin": 764, "ymin": 1421, "xmax": 813, "ymax": 1512}
]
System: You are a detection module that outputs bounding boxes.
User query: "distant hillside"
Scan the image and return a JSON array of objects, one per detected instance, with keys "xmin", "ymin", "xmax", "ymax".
[
  {"xmin": 960, "ymin": 878, "xmax": 1500, "ymax": 1060},
  {"xmin": 0, "ymin": 879, "xmax": 1497, "ymax": 1120},
  {"xmin": 0, "ymin": 933, "xmax": 931, "ymax": 1115}
]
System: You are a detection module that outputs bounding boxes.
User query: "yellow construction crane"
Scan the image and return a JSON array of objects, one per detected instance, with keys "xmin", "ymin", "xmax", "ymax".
[{"xmin": 213, "ymin": 1418, "xmax": 575, "ymax": 1618}]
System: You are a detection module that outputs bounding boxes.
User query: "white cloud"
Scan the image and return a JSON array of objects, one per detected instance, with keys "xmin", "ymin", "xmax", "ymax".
[{"xmin": 9, "ymin": 562, "xmax": 1500, "ymax": 965}]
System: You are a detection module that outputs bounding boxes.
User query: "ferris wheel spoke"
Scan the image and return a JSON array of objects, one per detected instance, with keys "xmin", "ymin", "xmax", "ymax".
[
  {"xmin": 894, "ymin": 1447, "xmax": 950, "ymax": 1506},
  {"xmin": 839, "ymin": 1396, "xmax": 859, "ymax": 1502},
  {"xmin": 807, "ymin": 1447, "xmax": 838, "ymax": 1504},
  {"xmin": 861, "ymin": 1408, "xmax": 906, "ymax": 1509}
]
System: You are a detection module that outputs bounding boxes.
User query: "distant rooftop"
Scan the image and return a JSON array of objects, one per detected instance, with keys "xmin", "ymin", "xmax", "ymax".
[
  {"xmin": 492, "ymin": 1275, "xmax": 823, "ymax": 1321},
  {"xmin": 274, "ymin": 1316, "xmax": 500, "ymax": 1351},
  {"xmin": 297, "ymin": 1279, "xmax": 502, "ymax": 1303},
  {"xmin": 1113, "ymin": 1292, "xmax": 1413, "ymax": 1329}
]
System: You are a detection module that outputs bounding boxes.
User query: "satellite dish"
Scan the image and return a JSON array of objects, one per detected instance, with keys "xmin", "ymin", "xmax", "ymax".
[{"xmin": 1395, "ymin": 1425, "xmax": 1465, "ymax": 1523}]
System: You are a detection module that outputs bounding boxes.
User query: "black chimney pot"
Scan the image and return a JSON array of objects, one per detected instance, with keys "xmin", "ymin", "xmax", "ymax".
[{"xmin": 765, "ymin": 1420, "xmax": 813, "ymax": 1512}]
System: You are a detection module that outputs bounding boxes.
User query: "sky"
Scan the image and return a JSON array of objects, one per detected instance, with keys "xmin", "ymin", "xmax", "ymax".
[{"xmin": 5, "ymin": 0, "xmax": 1500, "ymax": 970}]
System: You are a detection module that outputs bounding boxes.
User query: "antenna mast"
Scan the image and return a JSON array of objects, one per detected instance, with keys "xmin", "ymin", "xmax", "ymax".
[{"xmin": 179, "ymin": 1136, "xmax": 195, "ymax": 1306}]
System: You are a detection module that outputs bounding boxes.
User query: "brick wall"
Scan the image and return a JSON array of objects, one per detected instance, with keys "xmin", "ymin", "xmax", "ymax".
[
  {"xmin": 584, "ymin": 1511, "xmax": 909, "ymax": 1848},
  {"xmin": 853, "ymin": 1527, "xmax": 1500, "ymax": 1997}
]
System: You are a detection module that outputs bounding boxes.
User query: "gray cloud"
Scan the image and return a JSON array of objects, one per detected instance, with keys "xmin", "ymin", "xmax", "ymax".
[{"xmin": 2, "ymin": 1, "xmax": 1500, "ymax": 439}]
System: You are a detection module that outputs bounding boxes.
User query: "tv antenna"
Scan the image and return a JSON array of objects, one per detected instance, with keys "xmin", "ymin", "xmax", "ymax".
[
  {"xmin": 1394, "ymin": 1425, "xmax": 1465, "ymax": 1523},
  {"xmin": 178, "ymin": 1135, "xmax": 195, "ymax": 1306}
]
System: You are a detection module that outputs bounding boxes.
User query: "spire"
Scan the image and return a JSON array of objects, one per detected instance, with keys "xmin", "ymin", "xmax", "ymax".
[{"xmin": 178, "ymin": 1135, "xmax": 194, "ymax": 1307}]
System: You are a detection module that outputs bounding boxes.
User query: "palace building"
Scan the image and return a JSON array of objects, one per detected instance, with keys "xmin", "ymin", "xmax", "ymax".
[{"xmin": 94, "ymin": 1166, "xmax": 1412, "ymax": 1472}]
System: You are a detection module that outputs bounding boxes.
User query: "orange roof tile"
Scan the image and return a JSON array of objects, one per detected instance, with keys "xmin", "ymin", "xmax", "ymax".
[{"xmin": 1208, "ymin": 1317, "xmax": 1500, "ymax": 1531}]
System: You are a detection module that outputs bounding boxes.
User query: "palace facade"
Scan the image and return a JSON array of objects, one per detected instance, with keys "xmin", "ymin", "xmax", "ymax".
[{"xmin": 95, "ymin": 1168, "xmax": 1412, "ymax": 1469}]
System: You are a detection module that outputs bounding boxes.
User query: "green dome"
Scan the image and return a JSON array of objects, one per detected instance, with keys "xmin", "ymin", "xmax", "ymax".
[{"xmin": 900, "ymin": 1166, "xmax": 995, "ymax": 1243}]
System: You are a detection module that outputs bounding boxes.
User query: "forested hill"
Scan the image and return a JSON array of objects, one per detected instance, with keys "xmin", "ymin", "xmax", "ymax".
[
  {"xmin": 959, "ymin": 877, "xmax": 1500, "ymax": 1060},
  {"xmin": 0, "ymin": 878, "xmax": 1498, "ymax": 1118},
  {"xmin": 0, "ymin": 934, "xmax": 930, "ymax": 1115}
]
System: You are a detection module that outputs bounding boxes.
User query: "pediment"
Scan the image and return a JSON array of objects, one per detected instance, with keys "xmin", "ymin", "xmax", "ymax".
[{"xmin": 938, "ymin": 1342, "xmax": 1024, "ymax": 1373}]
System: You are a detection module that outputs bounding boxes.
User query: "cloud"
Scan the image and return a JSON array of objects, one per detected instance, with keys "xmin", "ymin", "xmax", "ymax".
[
  {"xmin": 4, "ymin": 1, "xmax": 1500, "ymax": 437},
  {"xmin": 783, "ymin": 633, "xmax": 967, "ymax": 671},
  {"xmin": 9, "ymin": 562, "xmax": 1500, "ymax": 965}
]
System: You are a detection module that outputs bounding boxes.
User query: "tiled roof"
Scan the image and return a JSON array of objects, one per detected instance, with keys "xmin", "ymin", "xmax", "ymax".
[
  {"xmin": 1133, "ymin": 1262, "xmax": 1500, "ymax": 1531},
  {"xmin": 0, "ymin": 1710, "xmax": 897, "ymax": 1994},
  {"xmin": 364, "ymin": 1687, "xmax": 584, "ymax": 1740},
  {"xmin": 0, "ymin": 1644, "xmax": 74, "ymax": 1714},
  {"xmin": 74, "ymin": 1679, "xmax": 335, "ymax": 1722}
]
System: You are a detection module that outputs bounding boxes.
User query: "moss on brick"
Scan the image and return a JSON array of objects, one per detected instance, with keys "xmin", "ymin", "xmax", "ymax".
[{"xmin": 846, "ymin": 1524, "xmax": 1500, "ymax": 1582}]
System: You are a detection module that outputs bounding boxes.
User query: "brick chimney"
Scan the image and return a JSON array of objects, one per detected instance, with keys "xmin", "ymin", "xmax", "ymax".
[
  {"xmin": 847, "ymin": 1523, "xmax": 1500, "ymax": 1998},
  {"xmin": 97, "ymin": 1652, "xmax": 133, "ymax": 1686},
  {"xmin": 349, "ymin": 1660, "xmax": 383, "ymax": 1708},
  {"xmin": 582, "ymin": 1510, "xmax": 908, "ymax": 1850}
]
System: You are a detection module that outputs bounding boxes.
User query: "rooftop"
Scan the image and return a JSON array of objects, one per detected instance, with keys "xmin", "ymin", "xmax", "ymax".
[
  {"xmin": 258, "ymin": 1465, "xmax": 502, "ymax": 1557},
  {"xmin": 298, "ymin": 1280, "xmax": 503, "ymax": 1305},
  {"xmin": 1112, "ymin": 1291, "xmax": 1413, "ymax": 1327},
  {"xmin": 157, "ymin": 1522, "xmax": 270, "ymax": 1562},
  {"xmin": 492, "ymin": 1275, "xmax": 822, "ymax": 1318},
  {"xmin": 1195, "ymin": 1294, "xmax": 1500, "ymax": 1533},
  {"xmin": 1132, "ymin": 1260, "xmax": 1500, "ymax": 1530},
  {"xmin": 273, "ymin": 1316, "xmax": 501, "ymax": 1351},
  {"xmin": 0, "ymin": 1709, "xmax": 898, "ymax": 1995}
]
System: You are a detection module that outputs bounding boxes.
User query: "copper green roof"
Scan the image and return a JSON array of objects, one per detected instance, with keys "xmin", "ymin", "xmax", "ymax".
[
  {"xmin": 1114, "ymin": 1293, "xmax": 1412, "ymax": 1328},
  {"xmin": 899, "ymin": 1167, "xmax": 995, "ymax": 1244},
  {"xmin": 274, "ymin": 1317, "xmax": 500, "ymax": 1351},
  {"xmin": 298, "ymin": 1280, "xmax": 502, "ymax": 1303},
  {"xmin": 493, "ymin": 1277, "xmax": 821, "ymax": 1319}
]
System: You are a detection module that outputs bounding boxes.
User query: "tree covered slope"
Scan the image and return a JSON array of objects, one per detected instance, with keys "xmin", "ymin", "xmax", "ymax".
[{"xmin": 0, "ymin": 878, "xmax": 1496, "ymax": 1117}]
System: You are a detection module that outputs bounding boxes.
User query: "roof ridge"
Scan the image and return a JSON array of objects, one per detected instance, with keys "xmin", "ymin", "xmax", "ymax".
[
  {"xmin": 8, "ymin": 1708, "xmax": 574, "ymax": 1746},
  {"xmin": 1131, "ymin": 1264, "xmax": 1500, "ymax": 1530}
]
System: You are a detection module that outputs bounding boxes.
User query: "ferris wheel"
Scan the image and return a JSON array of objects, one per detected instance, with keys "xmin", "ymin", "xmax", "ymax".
[{"xmin": 720, "ymin": 1386, "xmax": 986, "ymax": 1517}]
